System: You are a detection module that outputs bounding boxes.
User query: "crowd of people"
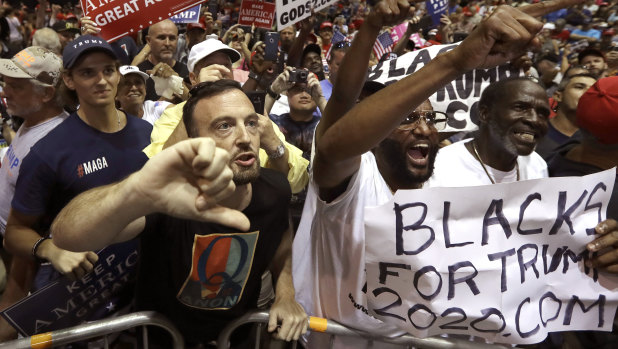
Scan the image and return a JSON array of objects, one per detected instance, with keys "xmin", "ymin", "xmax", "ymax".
[{"xmin": 0, "ymin": 0, "xmax": 617, "ymax": 348}]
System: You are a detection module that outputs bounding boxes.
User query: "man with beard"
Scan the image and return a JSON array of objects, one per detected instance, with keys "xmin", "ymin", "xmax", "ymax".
[
  {"xmin": 427, "ymin": 77, "xmax": 551, "ymax": 187},
  {"xmin": 578, "ymin": 48, "xmax": 608, "ymax": 77},
  {"xmin": 279, "ymin": 26, "xmax": 296, "ymax": 60},
  {"xmin": 144, "ymin": 38, "xmax": 309, "ymax": 195},
  {"xmin": 50, "ymin": 80, "xmax": 307, "ymax": 347},
  {"xmin": 293, "ymin": 0, "xmax": 576, "ymax": 347}
]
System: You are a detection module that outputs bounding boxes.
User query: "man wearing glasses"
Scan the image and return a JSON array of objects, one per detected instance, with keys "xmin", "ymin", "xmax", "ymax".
[
  {"xmin": 292, "ymin": 0, "xmax": 575, "ymax": 346},
  {"xmin": 292, "ymin": 3, "xmax": 450, "ymax": 345},
  {"xmin": 427, "ymin": 77, "xmax": 551, "ymax": 187}
]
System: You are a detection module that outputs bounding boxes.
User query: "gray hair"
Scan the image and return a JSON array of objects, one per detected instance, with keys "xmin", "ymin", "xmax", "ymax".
[
  {"xmin": 30, "ymin": 78, "xmax": 64, "ymax": 108},
  {"xmin": 32, "ymin": 28, "xmax": 62, "ymax": 55}
]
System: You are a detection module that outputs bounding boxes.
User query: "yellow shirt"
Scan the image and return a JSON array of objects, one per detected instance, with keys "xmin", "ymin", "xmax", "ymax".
[{"xmin": 143, "ymin": 102, "xmax": 309, "ymax": 194}]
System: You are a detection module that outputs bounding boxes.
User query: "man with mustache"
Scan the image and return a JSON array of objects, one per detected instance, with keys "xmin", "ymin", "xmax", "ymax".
[
  {"xmin": 50, "ymin": 80, "xmax": 307, "ymax": 347},
  {"xmin": 427, "ymin": 77, "xmax": 551, "ymax": 187}
]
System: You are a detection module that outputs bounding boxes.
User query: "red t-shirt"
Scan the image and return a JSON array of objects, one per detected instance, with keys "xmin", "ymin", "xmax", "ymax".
[{"xmin": 552, "ymin": 29, "xmax": 571, "ymax": 42}]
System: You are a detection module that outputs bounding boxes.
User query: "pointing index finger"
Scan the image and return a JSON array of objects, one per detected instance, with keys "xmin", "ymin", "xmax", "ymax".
[{"xmin": 520, "ymin": 0, "xmax": 584, "ymax": 18}]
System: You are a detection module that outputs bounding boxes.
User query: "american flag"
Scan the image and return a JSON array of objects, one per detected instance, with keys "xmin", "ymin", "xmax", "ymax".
[
  {"xmin": 373, "ymin": 31, "xmax": 394, "ymax": 60},
  {"xmin": 331, "ymin": 30, "xmax": 347, "ymax": 44},
  {"xmin": 326, "ymin": 30, "xmax": 349, "ymax": 60}
]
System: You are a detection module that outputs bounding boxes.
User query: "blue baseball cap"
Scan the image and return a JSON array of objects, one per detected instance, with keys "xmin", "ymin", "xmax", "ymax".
[{"xmin": 62, "ymin": 35, "xmax": 117, "ymax": 69}]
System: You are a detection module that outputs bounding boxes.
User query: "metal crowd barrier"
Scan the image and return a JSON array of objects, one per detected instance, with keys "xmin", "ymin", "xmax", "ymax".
[
  {"xmin": 0, "ymin": 311, "xmax": 184, "ymax": 349},
  {"xmin": 217, "ymin": 310, "xmax": 510, "ymax": 349}
]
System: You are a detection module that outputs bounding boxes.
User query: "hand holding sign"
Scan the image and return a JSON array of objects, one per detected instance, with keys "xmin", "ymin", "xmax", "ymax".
[
  {"xmin": 448, "ymin": 0, "xmax": 584, "ymax": 71},
  {"xmin": 587, "ymin": 219, "xmax": 618, "ymax": 273},
  {"xmin": 203, "ymin": 12, "xmax": 214, "ymax": 33},
  {"xmin": 80, "ymin": 16, "xmax": 101, "ymax": 36},
  {"xmin": 40, "ymin": 242, "xmax": 99, "ymax": 281},
  {"xmin": 364, "ymin": 171, "xmax": 618, "ymax": 344}
]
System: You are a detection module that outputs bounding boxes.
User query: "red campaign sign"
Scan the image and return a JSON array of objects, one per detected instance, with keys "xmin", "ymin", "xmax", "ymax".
[
  {"xmin": 238, "ymin": 0, "xmax": 275, "ymax": 29},
  {"xmin": 81, "ymin": 0, "xmax": 207, "ymax": 42}
]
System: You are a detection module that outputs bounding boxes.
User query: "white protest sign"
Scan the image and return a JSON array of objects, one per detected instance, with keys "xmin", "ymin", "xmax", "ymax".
[
  {"xmin": 367, "ymin": 43, "xmax": 523, "ymax": 132},
  {"xmin": 365, "ymin": 169, "xmax": 618, "ymax": 345},
  {"xmin": 275, "ymin": 0, "xmax": 337, "ymax": 29}
]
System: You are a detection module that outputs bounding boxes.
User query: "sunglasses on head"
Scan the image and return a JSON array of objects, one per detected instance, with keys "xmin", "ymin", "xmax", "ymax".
[{"xmin": 333, "ymin": 41, "xmax": 351, "ymax": 49}]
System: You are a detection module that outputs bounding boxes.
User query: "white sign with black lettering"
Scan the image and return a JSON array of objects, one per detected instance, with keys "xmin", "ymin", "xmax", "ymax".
[
  {"xmin": 368, "ymin": 43, "xmax": 524, "ymax": 132},
  {"xmin": 365, "ymin": 169, "xmax": 618, "ymax": 344},
  {"xmin": 275, "ymin": 0, "xmax": 337, "ymax": 29}
]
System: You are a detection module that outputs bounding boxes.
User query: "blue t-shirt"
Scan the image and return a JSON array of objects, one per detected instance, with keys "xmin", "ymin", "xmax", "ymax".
[
  {"xmin": 544, "ymin": 9, "xmax": 567, "ymax": 22},
  {"xmin": 11, "ymin": 112, "xmax": 152, "ymax": 326},
  {"xmin": 571, "ymin": 28, "xmax": 601, "ymax": 40},
  {"xmin": 320, "ymin": 79, "xmax": 333, "ymax": 101},
  {"xmin": 12, "ymin": 112, "xmax": 152, "ymax": 228},
  {"xmin": 269, "ymin": 113, "xmax": 320, "ymax": 160}
]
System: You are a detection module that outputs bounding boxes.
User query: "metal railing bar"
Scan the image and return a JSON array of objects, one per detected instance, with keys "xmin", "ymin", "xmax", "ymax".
[
  {"xmin": 216, "ymin": 311, "xmax": 511, "ymax": 349},
  {"xmin": 0, "ymin": 311, "xmax": 183, "ymax": 349}
]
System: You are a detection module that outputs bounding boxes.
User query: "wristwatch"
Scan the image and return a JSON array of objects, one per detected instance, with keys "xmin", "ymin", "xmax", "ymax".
[
  {"xmin": 267, "ymin": 142, "xmax": 285, "ymax": 159},
  {"xmin": 248, "ymin": 71, "xmax": 262, "ymax": 82}
]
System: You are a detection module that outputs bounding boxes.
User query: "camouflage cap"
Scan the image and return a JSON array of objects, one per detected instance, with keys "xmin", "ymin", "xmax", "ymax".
[
  {"xmin": 52, "ymin": 20, "xmax": 80, "ymax": 34},
  {"xmin": 0, "ymin": 46, "xmax": 62, "ymax": 85}
]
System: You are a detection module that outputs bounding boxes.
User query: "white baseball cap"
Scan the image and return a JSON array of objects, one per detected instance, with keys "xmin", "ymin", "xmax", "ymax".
[
  {"xmin": 187, "ymin": 38, "xmax": 241, "ymax": 73},
  {"xmin": 543, "ymin": 23, "xmax": 556, "ymax": 30},
  {"xmin": 119, "ymin": 65, "xmax": 149, "ymax": 82}
]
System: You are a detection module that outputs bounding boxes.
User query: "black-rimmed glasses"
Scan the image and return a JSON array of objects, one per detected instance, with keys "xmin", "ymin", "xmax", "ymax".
[{"xmin": 398, "ymin": 111, "xmax": 448, "ymax": 131}]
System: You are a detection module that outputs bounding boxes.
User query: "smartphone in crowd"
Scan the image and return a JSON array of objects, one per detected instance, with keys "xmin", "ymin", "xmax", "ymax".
[
  {"xmin": 264, "ymin": 32, "xmax": 280, "ymax": 62},
  {"xmin": 409, "ymin": 15, "xmax": 433, "ymax": 32},
  {"xmin": 245, "ymin": 91, "xmax": 267, "ymax": 114},
  {"xmin": 207, "ymin": 0, "xmax": 218, "ymax": 16}
]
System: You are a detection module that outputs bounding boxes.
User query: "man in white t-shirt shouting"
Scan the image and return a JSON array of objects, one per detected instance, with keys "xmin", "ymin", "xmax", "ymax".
[{"xmin": 293, "ymin": 0, "xmax": 588, "ymax": 348}]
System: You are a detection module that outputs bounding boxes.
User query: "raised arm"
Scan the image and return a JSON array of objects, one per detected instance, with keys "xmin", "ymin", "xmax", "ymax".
[
  {"xmin": 313, "ymin": 0, "xmax": 416, "ymax": 190},
  {"xmin": 287, "ymin": 17, "xmax": 316, "ymax": 68},
  {"xmin": 314, "ymin": 0, "xmax": 581, "ymax": 191},
  {"xmin": 393, "ymin": 17, "xmax": 419, "ymax": 56},
  {"xmin": 35, "ymin": 0, "xmax": 46, "ymax": 29},
  {"xmin": 52, "ymin": 138, "xmax": 249, "ymax": 252}
]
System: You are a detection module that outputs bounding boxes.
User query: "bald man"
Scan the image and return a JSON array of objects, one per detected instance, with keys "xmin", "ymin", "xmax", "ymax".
[{"xmin": 138, "ymin": 20, "xmax": 189, "ymax": 101}]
